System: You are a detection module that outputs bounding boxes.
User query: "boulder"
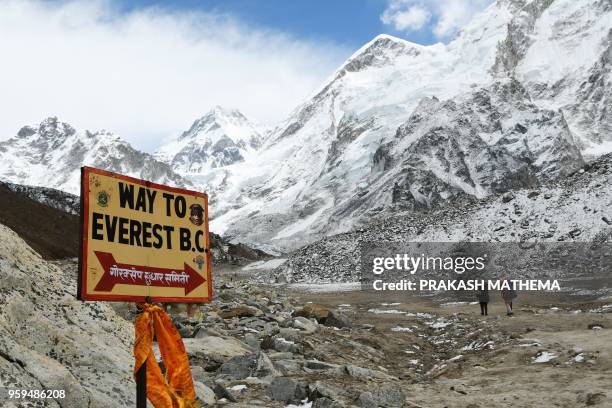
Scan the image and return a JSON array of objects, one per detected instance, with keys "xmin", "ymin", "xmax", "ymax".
[
  {"xmin": 292, "ymin": 317, "xmax": 318, "ymax": 334},
  {"xmin": 218, "ymin": 306, "xmax": 260, "ymax": 319},
  {"xmin": 294, "ymin": 304, "xmax": 351, "ymax": 328},
  {"xmin": 194, "ymin": 381, "xmax": 216, "ymax": 406},
  {"xmin": 218, "ymin": 352, "xmax": 280, "ymax": 380},
  {"xmin": 294, "ymin": 304, "xmax": 332, "ymax": 321},
  {"xmin": 213, "ymin": 382, "xmax": 237, "ymax": 403},
  {"xmin": 182, "ymin": 336, "xmax": 251, "ymax": 362},
  {"xmin": 358, "ymin": 384, "xmax": 405, "ymax": 407},
  {"xmin": 273, "ymin": 336, "xmax": 299, "ymax": 353},
  {"xmin": 266, "ymin": 377, "xmax": 308, "ymax": 403},
  {"xmin": 218, "ymin": 355, "xmax": 257, "ymax": 380},
  {"xmin": 313, "ymin": 397, "xmax": 344, "ymax": 408}
]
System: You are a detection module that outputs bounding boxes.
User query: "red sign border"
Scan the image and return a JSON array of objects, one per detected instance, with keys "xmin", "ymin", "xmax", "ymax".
[{"xmin": 77, "ymin": 166, "xmax": 213, "ymax": 303}]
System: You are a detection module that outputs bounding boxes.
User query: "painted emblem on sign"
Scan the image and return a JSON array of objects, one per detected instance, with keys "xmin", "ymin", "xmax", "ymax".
[
  {"xmin": 97, "ymin": 190, "xmax": 110, "ymax": 207},
  {"xmin": 193, "ymin": 255, "xmax": 205, "ymax": 270},
  {"xmin": 189, "ymin": 204, "xmax": 204, "ymax": 226}
]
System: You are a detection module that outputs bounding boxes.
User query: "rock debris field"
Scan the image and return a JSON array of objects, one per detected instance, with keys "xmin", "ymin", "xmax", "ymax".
[{"xmin": 1, "ymin": 225, "xmax": 611, "ymax": 407}]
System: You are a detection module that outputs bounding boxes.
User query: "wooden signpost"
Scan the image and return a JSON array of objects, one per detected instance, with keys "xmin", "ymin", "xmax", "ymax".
[{"xmin": 78, "ymin": 166, "xmax": 212, "ymax": 407}]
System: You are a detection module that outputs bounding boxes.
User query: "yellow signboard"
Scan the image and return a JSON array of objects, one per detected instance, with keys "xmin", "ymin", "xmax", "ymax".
[{"xmin": 78, "ymin": 167, "xmax": 212, "ymax": 302}]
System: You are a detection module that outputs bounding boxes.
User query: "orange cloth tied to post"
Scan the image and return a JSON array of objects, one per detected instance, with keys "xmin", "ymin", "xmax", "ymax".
[{"xmin": 134, "ymin": 303, "xmax": 199, "ymax": 408}]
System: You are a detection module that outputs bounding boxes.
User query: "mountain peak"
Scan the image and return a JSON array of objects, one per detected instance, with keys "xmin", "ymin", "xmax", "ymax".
[
  {"xmin": 179, "ymin": 106, "xmax": 254, "ymax": 142},
  {"xmin": 155, "ymin": 106, "xmax": 263, "ymax": 173},
  {"xmin": 209, "ymin": 105, "xmax": 245, "ymax": 118},
  {"xmin": 340, "ymin": 33, "xmax": 425, "ymax": 74},
  {"xmin": 17, "ymin": 117, "xmax": 76, "ymax": 140}
]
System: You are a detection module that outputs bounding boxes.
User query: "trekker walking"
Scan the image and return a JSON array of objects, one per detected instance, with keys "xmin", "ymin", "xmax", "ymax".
[
  {"xmin": 501, "ymin": 281, "xmax": 517, "ymax": 316},
  {"xmin": 477, "ymin": 289, "xmax": 489, "ymax": 316}
]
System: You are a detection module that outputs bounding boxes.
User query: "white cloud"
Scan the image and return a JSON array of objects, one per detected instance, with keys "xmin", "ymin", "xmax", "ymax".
[
  {"xmin": 380, "ymin": 0, "xmax": 494, "ymax": 39},
  {"xmin": 380, "ymin": 1, "xmax": 431, "ymax": 32},
  {"xmin": 0, "ymin": 0, "xmax": 349, "ymax": 151}
]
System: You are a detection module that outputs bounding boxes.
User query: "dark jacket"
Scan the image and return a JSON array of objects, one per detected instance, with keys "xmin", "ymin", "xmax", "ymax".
[{"xmin": 476, "ymin": 289, "xmax": 489, "ymax": 303}]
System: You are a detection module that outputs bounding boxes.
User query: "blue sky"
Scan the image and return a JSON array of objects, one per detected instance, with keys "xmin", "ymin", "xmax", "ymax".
[
  {"xmin": 1, "ymin": 0, "xmax": 493, "ymax": 150},
  {"xmin": 113, "ymin": 0, "xmax": 487, "ymax": 47}
]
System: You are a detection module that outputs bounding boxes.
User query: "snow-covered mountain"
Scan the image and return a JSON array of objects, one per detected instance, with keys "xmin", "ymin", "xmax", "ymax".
[
  {"xmin": 0, "ymin": 117, "xmax": 191, "ymax": 195},
  {"xmin": 0, "ymin": 0, "xmax": 609, "ymax": 253},
  {"xmin": 201, "ymin": 0, "xmax": 611, "ymax": 250},
  {"xmin": 273, "ymin": 152, "xmax": 612, "ymax": 283},
  {"xmin": 155, "ymin": 106, "xmax": 264, "ymax": 174}
]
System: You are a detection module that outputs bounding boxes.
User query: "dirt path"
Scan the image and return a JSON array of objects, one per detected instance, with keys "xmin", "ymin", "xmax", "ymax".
[
  {"xmin": 210, "ymin": 267, "xmax": 611, "ymax": 406},
  {"xmin": 289, "ymin": 289, "xmax": 612, "ymax": 407}
]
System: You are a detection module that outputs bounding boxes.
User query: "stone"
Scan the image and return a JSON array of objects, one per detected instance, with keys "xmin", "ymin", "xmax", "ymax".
[
  {"xmin": 190, "ymin": 366, "xmax": 207, "ymax": 383},
  {"xmin": 309, "ymin": 381, "xmax": 344, "ymax": 402},
  {"xmin": 304, "ymin": 360, "xmax": 340, "ymax": 371},
  {"xmin": 218, "ymin": 352, "xmax": 280, "ymax": 380},
  {"xmin": 294, "ymin": 304, "xmax": 351, "ymax": 328},
  {"xmin": 569, "ymin": 228, "xmax": 582, "ymax": 238},
  {"xmin": 293, "ymin": 316, "xmax": 318, "ymax": 333},
  {"xmin": 178, "ymin": 324, "xmax": 196, "ymax": 338},
  {"xmin": 266, "ymin": 377, "xmax": 308, "ymax": 403},
  {"xmin": 244, "ymin": 333, "xmax": 261, "ymax": 349},
  {"xmin": 527, "ymin": 191, "xmax": 540, "ymax": 198},
  {"xmin": 182, "ymin": 336, "xmax": 251, "ymax": 364},
  {"xmin": 313, "ymin": 397, "xmax": 344, "ymax": 408},
  {"xmin": 213, "ymin": 382, "xmax": 237, "ymax": 403},
  {"xmin": 194, "ymin": 381, "xmax": 216, "ymax": 406},
  {"xmin": 344, "ymin": 365, "xmax": 394, "ymax": 380},
  {"xmin": 294, "ymin": 303, "xmax": 332, "ymax": 321},
  {"xmin": 358, "ymin": 392, "xmax": 377, "ymax": 408},
  {"xmin": 324, "ymin": 313, "xmax": 352, "ymax": 329},
  {"xmin": 218, "ymin": 306, "xmax": 260, "ymax": 319},
  {"xmin": 255, "ymin": 351, "xmax": 282, "ymax": 378},
  {"xmin": 502, "ymin": 192, "xmax": 515, "ymax": 203},
  {"xmin": 274, "ymin": 336, "xmax": 299, "ymax": 353},
  {"xmin": 274, "ymin": 359, "xmax": 303, "ymax": 375},
  {"xmin": 218, "ymin": 355, "xmax": 258, "ymax": 380},
  {"xmin": 278, "ymin": 328, "xmax": 302, "ymax": 342},
  {"xmin": 358, "ymin": 384, "xmax": 405, "ymax": 407},
  {"xmin": 268, "ymin": 352, "xmax": 294, "ymax": 360}
]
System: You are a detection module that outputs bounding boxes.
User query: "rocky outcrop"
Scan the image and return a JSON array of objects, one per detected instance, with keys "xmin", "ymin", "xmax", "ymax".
[{"xmin": 0, "ymin": 223, "xmax": 135, "ymax": 407}]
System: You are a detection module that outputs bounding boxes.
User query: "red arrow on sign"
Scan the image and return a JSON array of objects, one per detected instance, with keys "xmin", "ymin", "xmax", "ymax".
[{"xmin": 93, "ymin": 251, "xmax": 206, "ymax": 295}]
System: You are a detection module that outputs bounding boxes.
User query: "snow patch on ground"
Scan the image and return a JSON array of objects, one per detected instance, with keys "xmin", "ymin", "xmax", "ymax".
[
  {"xmin": 533, "ymin": 351, "xmax": 557, "ymax": 363},
  {"xmin": 242, "ymin": 258, "xmax": 287, "ymax": 271}
]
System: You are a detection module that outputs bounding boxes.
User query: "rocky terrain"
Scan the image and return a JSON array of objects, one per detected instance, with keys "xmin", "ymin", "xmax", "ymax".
[
  {"xmin": 275, "ymin": 153, "xmax": 612, "ymax": 284},
  {"xmin": 0, "ymin": 223, "xmax": 136, "ymax": 407},
  {"xmin": 3, "ymin": 227, "xmax": 610, "ymax": 407}
]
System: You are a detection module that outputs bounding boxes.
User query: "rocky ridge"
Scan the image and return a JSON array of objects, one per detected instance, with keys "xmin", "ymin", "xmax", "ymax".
[
  {"xmin": 273, "ymin": 153, "xmax": 612, "ymax": 283},
  {"xmin": 0, "ymin": 117, "xmax": 192, "ymax": 195},
  {"xmin": 208, "ymin": 0, "xmax": 612, "ymax": 250}
]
